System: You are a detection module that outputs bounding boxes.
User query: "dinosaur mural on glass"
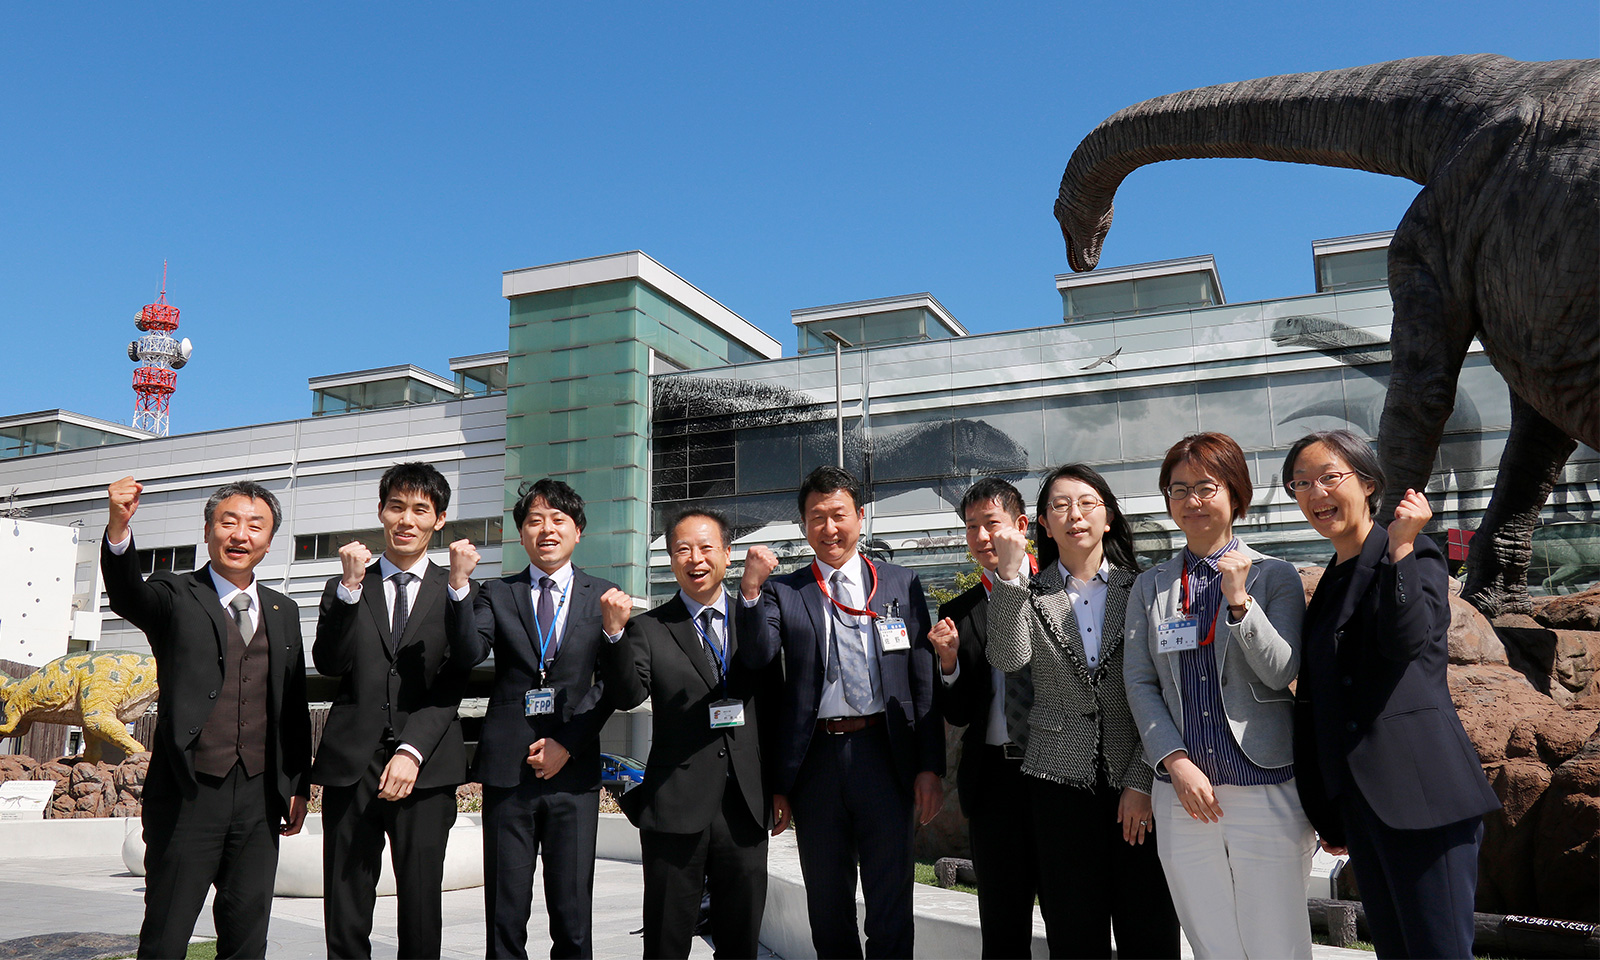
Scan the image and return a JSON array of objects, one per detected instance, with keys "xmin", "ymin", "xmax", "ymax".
[{"xmin": 1055, "ymin": 54, "xmax": 1599, "ymax": 615}]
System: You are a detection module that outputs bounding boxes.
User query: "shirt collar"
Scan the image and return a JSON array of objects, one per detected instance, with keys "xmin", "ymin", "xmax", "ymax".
[
  {"xmin": 814, "ymin": 552, "xmax": 862, "ymax": 587},
  {"xmin": 1057, "ymin": 557, "xmax": 1110, "ymax": 589},
  {"xmin": 530, "ymin": 561, "xmax": 574, "ymax": 590},
  {"xmin": 1183, "ymin": 536, "xmax": 1240, "ymax": 572},
  {"xmin": 679, "ymin": 589, "xmax": 728, "ymax": 623},
  {"xmin": 208, "ymin": 565, "xmax": 260, "ymax": 611},
  {"xmin": 378, "ymin": 553, "xmax": 431, "ymax": 581}
]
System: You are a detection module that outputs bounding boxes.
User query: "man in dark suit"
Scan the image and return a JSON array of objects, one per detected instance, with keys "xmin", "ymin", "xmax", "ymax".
[
  {"xmin": 312, "ymin": 462, "xmax": 472, "ymax": 959},
  {"xmin": 738, "ymin": 465, "xmax": 945, "ymax": 960},
  {"xmin": 101, "ymin": 476, "xmax": 311, "ymax": 960},
  {"xmin": 447, "ymin": 478, "xmax": 632, "ymax": 959},
  {"xmin": 601, "ymin": 507, "xmax": 774, "ymax": 959},
  {"xmin": 925, "ymin": 477, "xmax": 1039, "ymax": 959}
]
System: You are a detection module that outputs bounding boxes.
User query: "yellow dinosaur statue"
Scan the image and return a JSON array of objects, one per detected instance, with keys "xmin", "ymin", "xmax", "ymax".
[{"xmin": 0, "ymin": 651, "xmax": 158, "ymax": 762}]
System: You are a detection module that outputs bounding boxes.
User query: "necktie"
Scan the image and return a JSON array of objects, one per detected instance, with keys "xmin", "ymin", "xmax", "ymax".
[
  {"xmin": 229, "ymin": 593, "xmax": 252, "ymax": 635},
  {"xmin": 537, "ymin": 576, "xmax": 557, "ymax": 667},
  {"xmin": 831, "ymin": 570, "xmax": 873, "ymax": 712},
  {"xmin": 390, "ymin": 571, "xmax": 416, "ymax": 641},
  {"xmin": 698, "ymin": 608, "xmax": 723, "ymax": 679}
]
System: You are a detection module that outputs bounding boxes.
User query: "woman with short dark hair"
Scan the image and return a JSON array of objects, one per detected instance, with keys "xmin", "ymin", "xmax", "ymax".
[
  {"xmin": 1284, "ymin": 429, "xmax": 1499, "ymax": 959},
  {"xmin": 986, "ymin": 463, "xmax": 1179, "ymax": 959},
  {"xmin": 1123, "ymin": 433, "xmax": 1315, "ymax": 958}
]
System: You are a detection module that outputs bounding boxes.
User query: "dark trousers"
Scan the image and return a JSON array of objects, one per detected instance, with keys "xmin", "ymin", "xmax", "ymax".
[
  {"xmin": 321, "ymin": 749, "xmax": 459, "ymax": 959},
  {"xmin": 1339, "ymin": 790, "xmax": 1483, "ymax": 959},
  {"xmin": 966, "ymin": 746, "xmax": 1038, "ymax": 960},
  {"xmin": 1028, "ymin": 776, "xmax": 1178, "ymax": 960},
  {"xmin": 789, "ymin": 724, "xmax": 914, "ymax": 960},
  {"xmin": 482, "ymin": 781, "xmax": 600, "ymax": 959},
  {"xmin": 138, "ymin": 764, "xmax": 280, "ymax": 960},
  {"xmin": 640, "ymin": 777, "xmax": 769, "ymax": 959}
]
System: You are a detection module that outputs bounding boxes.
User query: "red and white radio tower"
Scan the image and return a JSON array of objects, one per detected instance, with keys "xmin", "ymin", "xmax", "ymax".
[{"xmin": 126, "ymin": 262, "xmax": 193, "ymax": 437}]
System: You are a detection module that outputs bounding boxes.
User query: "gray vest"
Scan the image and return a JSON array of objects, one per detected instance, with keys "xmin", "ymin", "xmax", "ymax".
[{"xmin": 193, "ymin": 610, "xmax": 270, "ymax": 778}]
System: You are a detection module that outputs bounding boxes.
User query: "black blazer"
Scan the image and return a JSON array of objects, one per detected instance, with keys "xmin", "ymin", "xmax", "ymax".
[
  {"xmin": 738, "ymin": 557, "xmax": 943, "ymax": 797},
  {"xmin": 101, "ymin": 537, "xmax": 311, "ymax": 815},
  {"xmin": 936, "ymin": 582, "xmax": 1019, "ymax": 820},
  {"xmin": 310, "ymin": 560, "xmax": 470, "ymax": 790},
  {"xmin": 448, "ymin": 564, "xmax": 618, "ymax": 791},
  {"xmin": 1294, "ymin": 526, "xmax": 1500, "ymax": 843},
  {"xmin": 601, "ymin": 594, "xmax": 776, "ymax": 833}
]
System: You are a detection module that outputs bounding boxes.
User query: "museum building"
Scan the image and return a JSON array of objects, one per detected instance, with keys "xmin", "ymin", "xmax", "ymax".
[{"xmin": 2, "ymin": 237, "xmax": 1595, "ymax": 758}]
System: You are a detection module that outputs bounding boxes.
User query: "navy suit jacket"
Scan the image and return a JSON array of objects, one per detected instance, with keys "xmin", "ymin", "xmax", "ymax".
[
  {"xmin": 738, "ymin": 556, "xmax": 944, "ymax": 797},
  {"xmin": 1294, "ymin": 526, "xmax": 1500, "ymax": 843},
  {"xmin": 447, "ymin": 564, "xmax": 618, "ymax": 791}
]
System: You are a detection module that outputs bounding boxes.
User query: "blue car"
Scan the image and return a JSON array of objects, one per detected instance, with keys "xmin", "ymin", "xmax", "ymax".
[{"xmin": 600, "ymin": 753, "xmax": 645, "ymax": 794}]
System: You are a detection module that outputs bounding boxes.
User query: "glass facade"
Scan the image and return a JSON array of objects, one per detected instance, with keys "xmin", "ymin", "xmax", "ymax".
[
  {"xmin": 1315, "ymin": 247, "xmax": 1390, "ymax": 293},
  {"xmin": 504, "ymin": 278, "xmax": 767, "ymax": 594},
  {"xmin": 454, "ymin": 362, "xmax": 508, "ymax": 397},
  {"xmin": 312, "ymin": 376, "xmax": 457, "ymax": 416},
  {"xmin": 796, "ymin": 307, "xmax": 955, "ymax": 355},
  {"xmin": 1, "ymin": 418, "xmax": 138, "ymax": 458},
  {"xmin": 648, "ymin": 286, "xmax": 1600, "ymax": 602},
  {"xmin": 1063, "ymin": 270, "xmax": 1220, "ymax": 322}
]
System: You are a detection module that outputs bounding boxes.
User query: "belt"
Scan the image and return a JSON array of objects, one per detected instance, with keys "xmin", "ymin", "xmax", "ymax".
[
  {"xmin": 816, "ymin": 713, "xmax": 884, "ymax": 735},
  {"xmin": 982, "ymin": 742, "xmax": 1025, "ymax": 761}
]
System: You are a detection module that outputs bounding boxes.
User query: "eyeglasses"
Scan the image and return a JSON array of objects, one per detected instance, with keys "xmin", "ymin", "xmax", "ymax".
[
  {"xmin": 1047, "ymin": 496, "xmax": 1103, "ymax": 515},
  {"xmin": 1285, "ymin": 471, "xmax": 1354, "ymax": 494},
  {"xmin": 1162, "ymin": 482, "xmax": 1221, "ymax": 502}
]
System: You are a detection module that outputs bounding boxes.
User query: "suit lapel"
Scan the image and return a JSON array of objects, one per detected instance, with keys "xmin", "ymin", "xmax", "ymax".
[
  {"xmin": 800, "ymin": 573, "xmax": 831, "ymax": 668},
  {"xmin": 361, "ymin": 561, "xmax": 394, "ymax": 658},
  {"xmin": 261, "ymin": 587, "xmax": 287, "ymax": 719},
  {"xmin": 1030, "ymin": 564, "xmax": 1092, "ymax": 682},
  {"xmin": 1097, "ymin": 567, "xmax": 1134, "ymax": 665},
  {"xmin": 398, "ymin": 563, "xmax": 445, "ymax": 649},
  {"xmin": 189, "ymin": 566, "xmax": 229, "ymax": 661},
  {"xmin": 666, "ymin": 596, "xmax": 719, "ymax": 691},
  {"xmin": 551, "ymin": 568, "xmax": 594, "ymax": 667},
  {"xmin": 512, "ymin": 566, "xmax": 539, "ymax": 660},
  {"xmin": 1155, "ymin": 557, "xmax": 1185, "ymax": 692},
  {"xmin": 1334, "ymin": 526, "xmax": 1388, "ymax": 639}
]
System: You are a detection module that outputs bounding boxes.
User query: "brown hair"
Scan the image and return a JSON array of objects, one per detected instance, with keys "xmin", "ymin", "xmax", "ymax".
[{"xmin": 1158, "ymin": 433, "xmax": 1252, "ymax": 521}]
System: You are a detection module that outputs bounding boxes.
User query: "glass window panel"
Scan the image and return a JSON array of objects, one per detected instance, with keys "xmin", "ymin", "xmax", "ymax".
[
  {"xmin": 1453, "ymin": 356, "xmax": 1512, "ymax": 432},
  {"xmin": 174, "ymin": 546, "xmax": 197, "ymax": 572},
  {"xmin": 1316, "ymin": 248, "xmax": 1389, "ymax": 292},
  {"xmin": 1064, "ymin": 280, "xmax": 1135, "ymax": 321},
  {"xmin": 1269, "ymin": 369, "xmax": 1349, "ymax": 446},
  {"xmin": 1196, "ymin": 377, "xmax": 1276, "ymax": 449},
  {"xmin": 737, "ymin": 425, "xmax": 802, "ymax": 494},
  {"xmin": 1134, "ymin": 272, "xmax": 1217, "ymax": 313},
  {"xmin": 1044, "ymin": 392, "xmax": 1122, "ymax": 464},
  {"xmin": 871, "ymin": 411, "xmax": 955, "ymax": 482},
  {"xmin": 952, "ymin": 401, "xmax": 1045, "ymax": 473},
  {"xmin": 870, "ymin": 480, "xmax": 949, "ymax": 518},
  {"xmin": 861, "ymin": 308, "xmax": 924, "ymax": 346},
  {"xmin": 1118, "ymin": 384, "xmax": 1199, "ymax": 462}
]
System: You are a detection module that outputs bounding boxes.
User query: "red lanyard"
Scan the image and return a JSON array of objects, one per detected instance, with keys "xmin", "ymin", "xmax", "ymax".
[
  {"xmin": 980, "ymin": 553, "xmax": 1039, "ymax": 592},
  {"xmin": 812, "ymin": 557, "xmax": 880, "ymax": 620},
  {"xmin": 1180, "ymin": 554, "xmax": 1220, "ymax": 647}
]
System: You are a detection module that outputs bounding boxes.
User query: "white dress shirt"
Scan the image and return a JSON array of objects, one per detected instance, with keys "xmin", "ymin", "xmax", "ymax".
[
  {"xmin": 1060, "ymin": 558, "xmax": 1111, "ymax": 670},
  {"xmin": 336, "ymin": 553, "xmax": 435, "ymax": 765},
  {"xmin": 527, "ymin": 561, "xmax": 576, "ymax": 658},
  {"xmin": 815, "ymin": 553, "xmax": 885, "ymax": 717}
]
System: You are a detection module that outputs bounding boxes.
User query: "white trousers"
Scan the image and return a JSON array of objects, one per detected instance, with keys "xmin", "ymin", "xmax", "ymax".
[{"xmin": 1152, "ymin": 777, "xmax": 1316, "ymax": 959}]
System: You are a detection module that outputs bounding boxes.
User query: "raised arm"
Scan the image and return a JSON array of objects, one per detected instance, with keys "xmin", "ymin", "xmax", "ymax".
[
  {"xmin": 983, "ymin": 524, "xmax": 1036, "ymax": 673},
  {"xmin": 1221, "ymin": 554, "xmax": 1305, "ymax": 689},
  {"xmin": 446, "ymin": 540, "xmax": 491, "ymax": 666},
  {"xmin": 100, "ymin": 477, "xmax": 174, "ymax": 643}
]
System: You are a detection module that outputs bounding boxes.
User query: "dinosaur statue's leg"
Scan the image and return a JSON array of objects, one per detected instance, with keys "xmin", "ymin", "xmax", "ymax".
[
  {"xmin": 1462, "ymin": 391, "xmax": 1577, "ymax": 617},
  {"xmin": 79, "ymin": 688, "xmax": 149, "ymax": 759},
  {"xmin": 1377, "ymin": 230, "xmax": 1475, "ymax": 515}
]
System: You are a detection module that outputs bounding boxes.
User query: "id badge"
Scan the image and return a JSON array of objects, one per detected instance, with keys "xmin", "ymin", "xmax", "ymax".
[
  {"xmin": 525, "ymin": 688, "xmax": 556, "ymax": 716},
  {"xmin": 876, "ymin": 616, "xmax": 912, "ymax": 652},
  {"xmin": 709, "ymin": 699, "xmax": 746, "ymax": 728},
  {"xmin": 1156, "ymin": 617, "xmax": 1200, "ymax": 654}
]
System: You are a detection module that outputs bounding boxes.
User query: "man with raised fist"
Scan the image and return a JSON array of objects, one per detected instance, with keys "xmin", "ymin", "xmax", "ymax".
[
  {"xmin": 311, "ymin": 461, "xmax": 473, "ymax": 959},
  {"xmin": 447, "ymin": 477, "xmax": 632, "ymax": 959},
  {"xmin": 100, "ymin": 475, "xmax": 311, "ymax": 960}
]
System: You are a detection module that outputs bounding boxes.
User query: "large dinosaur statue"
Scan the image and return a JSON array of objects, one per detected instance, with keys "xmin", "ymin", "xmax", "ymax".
[
  {"xmin": 1054, "ymin": 54, "xmax": 1599, "ymax": 616},
  {"xmin": 0, "ymin": 651, "xmax": 158, "ymax": 762}
]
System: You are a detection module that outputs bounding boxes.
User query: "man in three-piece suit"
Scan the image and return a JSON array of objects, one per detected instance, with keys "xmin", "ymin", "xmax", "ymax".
[
  {"xmin": 925, "ymin": 478, "xmax": 1039, "ymax": 960},
  {"xmin": 601, "ymin": 508, "xmax": 777, "ymax": 960},
  {"xmin": 448, "ymin": 478, "xmax": 633, "ymax": 959},
  {"xmin": 738, "ymin": 466, "xmax": 945, "ymax": 960},
  {"xmin": 312, "ymin": 462, "xmax": 472, "ymax": 959},
  {"xmin": 101, "ymin": 476, "xmax": 311, "ymax": 960}
]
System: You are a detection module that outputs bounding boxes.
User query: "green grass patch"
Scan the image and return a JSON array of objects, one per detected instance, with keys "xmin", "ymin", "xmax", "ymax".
[{"xmin": 913, "ymin": 858, "xmax": 978, "ymax": 896}]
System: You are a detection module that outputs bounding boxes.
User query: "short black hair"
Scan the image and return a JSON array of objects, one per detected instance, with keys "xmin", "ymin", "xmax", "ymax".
[
  {"xmin": 378, "ymin": 462, "xmax": 451, "ymax": 514},
  {"xmin": 1033, "ymin": 463, "xmax": 1137, "ymax": 572},
  {"xmin": 513, "ymin": 478, "xmax": 587, "ymax": 531},
  {"xmin": 668, "ymin": 507, "xmax": 731, "ymax": 549},
  {"xmin": 1283, "ymin": 429, "xmax": 1386, "ymax": 516},
  {"xmin": 957, "ymin": 477, "xmax": 1026, "ymax": 522},
  {"xmin": 797, "ymin": 465, "xmax": 864, "ymax": 518},
  {"xmin": 204, "ymin": 481, "xmax": 284, "ymax": 540}
]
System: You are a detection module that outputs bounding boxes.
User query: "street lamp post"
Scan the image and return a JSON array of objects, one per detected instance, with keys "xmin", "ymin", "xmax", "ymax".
[{"xmin": 820, "ymin": 330, "xmax": 852, "ymax": 468}]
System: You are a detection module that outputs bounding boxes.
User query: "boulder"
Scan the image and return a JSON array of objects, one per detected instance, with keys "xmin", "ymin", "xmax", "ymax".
[
  {"xmin": 1534, "ymin": 737, "xmax": 1600, "ymax": 922},
  {"xmin": 1493, "ymin": 614, "xmax": 1600, "ymax": 704},
  {"xmin": 1447, "ymin": 594, "xmax": 1508, "ymax": 666},
  {"xmin": 1533, "ymin": 586, "xmax": 1600, "ymax": 632}
]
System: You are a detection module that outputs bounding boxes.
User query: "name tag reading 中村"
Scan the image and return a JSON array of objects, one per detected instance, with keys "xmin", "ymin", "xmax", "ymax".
[
  {"xmin": 876, "ymin": 616, "xmax": 911, "ymax": 652},
  {"xmin": 709, "ymin": 699, "xmax": 745, "ymax": 728},
  {"xmin": 1156, "ymin": 617, "xmax": 1200, "ymax": 654},
  {"xmin": 525, "ymin": 688, "xmax": 556, "ymax": 716}
]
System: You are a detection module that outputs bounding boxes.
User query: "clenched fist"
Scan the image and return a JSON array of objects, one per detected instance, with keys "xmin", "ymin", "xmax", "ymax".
[
  {"xmin": 107, "ymin": 476, "xmax": 142, "ymax": 543},
  {"xmin": 928, "ymin": 616, "xmax": 959, "ymax": 675},
  {"xmin": 339, "ymin": 540, "xmax": 373, "ymax": 589},
  {"xmin": 1388, "ymin": 488, "xmax": 1432, "ymax": 563},
  {"xmin": 1216, "ymin": 550, "xmax": 1252, "ymax": 607},
  {"xmin": 741, "ymin": 545, "xmax": 779, "ymax": 601},
  {"xmin": 992, "ymin": 525, "xmax": 1030, "ymax": 582},
  {"xmin": 448, "ymin": 538, "xmax": 480, "ymax": 591},
  {"xmin": 600, "ymin": 587, "xmax": 633, "ymax": 636}
]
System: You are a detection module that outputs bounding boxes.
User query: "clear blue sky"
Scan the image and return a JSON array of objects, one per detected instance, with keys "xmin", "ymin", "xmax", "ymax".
[{"xmin": 1, "ymin": 3, "xmax": 1592, "ymax": 435}]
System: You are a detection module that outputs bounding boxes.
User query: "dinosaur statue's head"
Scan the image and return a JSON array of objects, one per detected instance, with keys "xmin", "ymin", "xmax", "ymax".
[{"xmin": 1055, "ymin": 198, "xmax": 1113, "ymax": 273}]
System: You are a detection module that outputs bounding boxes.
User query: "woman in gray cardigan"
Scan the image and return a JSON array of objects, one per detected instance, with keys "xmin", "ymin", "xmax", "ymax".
[
  {"xmin": 1123, "ymin": 433, "xmax": 1314, "ymax": 959},
  {"xmin": 987, "ymin": 463, "xmax": 1178, "ymax": 960}
]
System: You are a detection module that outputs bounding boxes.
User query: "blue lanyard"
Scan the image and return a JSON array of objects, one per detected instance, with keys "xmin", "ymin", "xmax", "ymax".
[
  {"xmin": 532, "ymin": 578, "xmax": 572, "ymax": 670},
  {"xmin": 692, "ymin": 606, "xmax": 728, "ymax": 692}
]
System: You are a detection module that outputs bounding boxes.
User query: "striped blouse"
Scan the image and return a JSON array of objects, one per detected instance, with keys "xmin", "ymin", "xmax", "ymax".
[{"xmin": 1157, "ymin": 537, "xmax": 1293, "ymax": 787}]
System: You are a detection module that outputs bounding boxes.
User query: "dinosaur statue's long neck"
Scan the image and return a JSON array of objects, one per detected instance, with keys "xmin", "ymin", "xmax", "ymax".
[{"xmin": 1057, "ymin": 55, "xmax": 1511, "ymax": 270}]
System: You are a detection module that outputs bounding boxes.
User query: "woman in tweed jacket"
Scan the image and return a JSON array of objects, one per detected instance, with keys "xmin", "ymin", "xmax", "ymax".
[{"xmin": 987, "ymin": 463, "xmax": 1179, "ymax": 960}]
